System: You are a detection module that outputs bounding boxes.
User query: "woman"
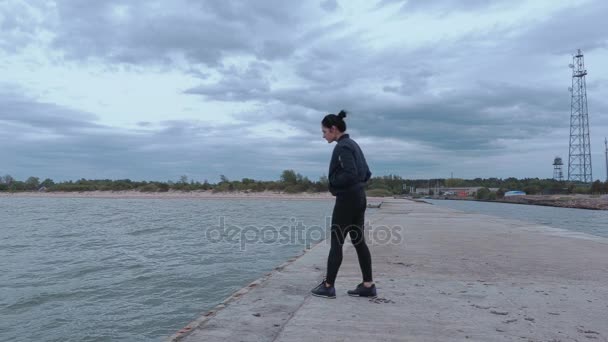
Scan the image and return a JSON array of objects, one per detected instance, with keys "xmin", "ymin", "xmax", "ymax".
[{"xmin": 311, "ymin": 110, "xmax": 377, "ymax": 299}]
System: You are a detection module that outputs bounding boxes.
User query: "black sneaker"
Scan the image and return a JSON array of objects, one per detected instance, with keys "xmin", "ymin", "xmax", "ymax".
[
  {"xmin": 311, "ymin": 280, "xmax": 336, "ymax": 299},
  {"xmin": 347, "ymin": 283, "xmax": 377, "ymax": 298}
]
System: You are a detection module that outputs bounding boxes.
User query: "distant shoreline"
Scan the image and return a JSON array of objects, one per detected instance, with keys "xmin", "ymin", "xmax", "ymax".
[
  {"xmin": 0, "ymin": 190, "xmax": 341, "ymax": 200},
  {"xmin": 429, "ymin": 194, "xmax": 608, "ymax": 210}
]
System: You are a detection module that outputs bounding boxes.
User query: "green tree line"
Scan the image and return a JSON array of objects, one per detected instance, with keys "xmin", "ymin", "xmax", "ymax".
[{"xmin": 1, "ymin": 173, "xmax": 607, "ymax": 195}]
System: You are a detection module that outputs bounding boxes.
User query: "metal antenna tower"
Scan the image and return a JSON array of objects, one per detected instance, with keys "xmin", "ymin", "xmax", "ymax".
[
  {"xmin": 604, "ymin": 137, "xmax": 607, "ymax": 182},
  {"xmin": 553, "ymin": 157, "xmax": 564, "ymax": 181},
  {"xmin": 567, "ymin": 49, "xmax": 592, "ymax": 183}
]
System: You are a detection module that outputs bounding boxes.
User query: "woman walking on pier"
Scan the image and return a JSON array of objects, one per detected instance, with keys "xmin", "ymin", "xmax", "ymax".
[{"xmin": 311, "ymin": 110, "xmax": 377, "ymax": 299}]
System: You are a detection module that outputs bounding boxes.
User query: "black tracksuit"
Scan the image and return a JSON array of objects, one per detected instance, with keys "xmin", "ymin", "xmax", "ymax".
[{"xmin": 326, "ymin": 134, "xmax": 373, "ymax": 285}]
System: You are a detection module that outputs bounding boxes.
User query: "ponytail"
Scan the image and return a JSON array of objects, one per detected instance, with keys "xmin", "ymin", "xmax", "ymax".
[{"xmin": 322, "ymin": 109, "xmax": 348, "ymax": 132}]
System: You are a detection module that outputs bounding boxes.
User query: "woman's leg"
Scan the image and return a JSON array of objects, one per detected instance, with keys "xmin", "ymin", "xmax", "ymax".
[
  {"xmin": 325, "ymin": 226, "xmax": 346, "ymax": 286},
  {"xmin": 349, "ymin": 198, "xmax": 373, "ymax": 283},
  {"xmin": 325, "ymin": 199, "xmax": 350, "ymax": 286}
]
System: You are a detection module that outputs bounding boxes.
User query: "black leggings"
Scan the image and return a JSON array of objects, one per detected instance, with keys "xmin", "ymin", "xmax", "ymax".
[{"xmin": 325, "ymin": 188, "xmax": 373, "ymax": 285}]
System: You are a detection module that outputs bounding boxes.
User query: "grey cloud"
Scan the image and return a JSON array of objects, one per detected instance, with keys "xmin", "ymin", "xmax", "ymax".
[
  {"xmin": 0, "ymin": 91, "xmax": 332, "ymax": 181},
  {"xmin": 53, "ymin": 5, "xmax": 244, "ymax": 65},
  {"xmin": 382, "ymin": 69, "xmax": 436, "ymax": 95},
  {"xmin": 21, "ymin": 0, "xmax": 310, "ymax": 66},
  {"xmin": 1, "ymin": 1, "xmax": 349, "ymax": 68},
  {"xmin": 363, "ymin": 85, "xmax": 608, "ymax": 153},
  {"xmin": 282, "ymin": 36, "xmax": 447, "ymax": 100},
  {"xmin": 182, "ymin": 0, "xmax": 607, "ymax": 156},
  {"xmin": 234, "ymin": 80, "xmax": 574, "ymax": 153},
  {"xmin": 1, "ymin": 1, "xmax": 311, "ymax": 64},
  {"xmin": 373, "ymin": 0, "xmax": 406, "ymax": 10},
  {"xmin": 0, "ymin": 0, "xmax": 54, "ymax": 52},
  {"xmin": 296, "ymin": 20, "xmax": 347, "ymax": 45},
  {"xmin": 3, "ymin": 0, "xmax": 608, "ymax": 180},
  {"xmin": 185, "ymin": 44, "xmax": 573, "ymax": 152},
  {"xmin": 374, "ymin": 0, "xmax": 504, "ymax": 12},
  {"xmin": 200, "ymin": 1, "xmax": 301, "ymax": 25},
  {"xmin": 0, "ymin": 96, "xmax": 100, "ymax": 132},
  {"xmin": 401, "ymin": 0, "xmax": 500, "ymax": 12},
  {"xmin": 320, "ymin": 0, "xmax": 340, "ymax": 12},
  {"xmin": 509, "ymin": 0, "xmax": 608, "ymax": 54},
  {"xmin": 184, "ymin": 62, "xmax": 272, "ymax": 101},
  {"xmin": 259, "ymin": 40, "xmax": 296, "ymax": 60},
  {"xmin": 383, "ymin": 86, "xmax": 400, "ymax": 93}
]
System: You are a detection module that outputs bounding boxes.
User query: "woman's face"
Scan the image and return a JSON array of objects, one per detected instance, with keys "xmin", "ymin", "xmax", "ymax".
[{"xmin": 322, "ymin": 125, "xmax": 339, "ymax": 143}]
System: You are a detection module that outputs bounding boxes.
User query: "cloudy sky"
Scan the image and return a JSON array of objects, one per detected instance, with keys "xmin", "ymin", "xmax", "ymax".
[{"xmin": 1, "ymin": 0, "xmax": 607, "ymax": 182}]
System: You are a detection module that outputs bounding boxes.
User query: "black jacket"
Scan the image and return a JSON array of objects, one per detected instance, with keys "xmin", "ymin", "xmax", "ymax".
[{"xmin": 328, "ymin": 134, "xmax": 372, "ymax": 195}]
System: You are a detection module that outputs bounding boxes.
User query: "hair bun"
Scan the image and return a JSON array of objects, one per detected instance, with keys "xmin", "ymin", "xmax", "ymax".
[{"xmin": 337, "ymin": 110, "xmax": 347, "ymax": 119}]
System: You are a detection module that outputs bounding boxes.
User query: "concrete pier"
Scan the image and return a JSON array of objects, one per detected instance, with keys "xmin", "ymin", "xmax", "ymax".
[{"xmin": 167, "ymin": 199, "xmax": 608, "ymax": 342}]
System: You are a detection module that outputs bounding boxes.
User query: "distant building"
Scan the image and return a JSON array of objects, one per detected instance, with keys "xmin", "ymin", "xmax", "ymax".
[
  {"xmin": 415, "ymin": 187, "xmax": 499, "ymax": 197},
  {"xmin": 504, "ymin": 190, "xmax": 526, "ymax": 197},
  {"xmin": 414, "ymin": 188, "xmax": 431, "ymax": 195}
]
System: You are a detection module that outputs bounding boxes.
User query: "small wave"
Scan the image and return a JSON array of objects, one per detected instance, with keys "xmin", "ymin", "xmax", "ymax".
[
  {"xmin": 127, "ymin": 226, "xmax": 170, "ymax": 236},
  {"xmin": 6, "ymin": 290, "xmax": 92, "ymax": 311}
]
